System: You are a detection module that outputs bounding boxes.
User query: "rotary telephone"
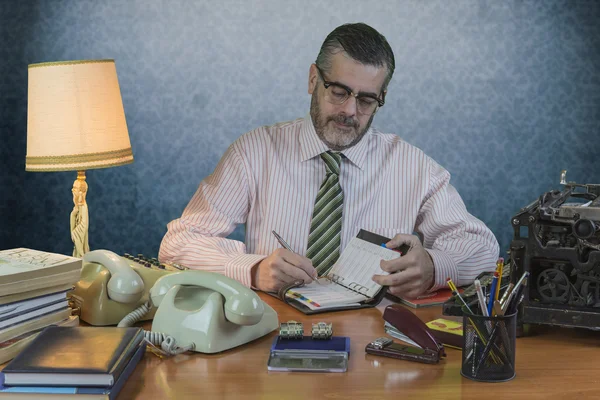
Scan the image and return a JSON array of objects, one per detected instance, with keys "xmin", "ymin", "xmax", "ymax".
[{"xmin": 70, "ymin": 250, "xmax": 278, "ymax": 354}]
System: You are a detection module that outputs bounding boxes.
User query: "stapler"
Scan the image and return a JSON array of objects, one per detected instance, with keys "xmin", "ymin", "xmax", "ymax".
[{"xmin": 365, "ymin": 304, "xmax": 446, "ymax": 364}]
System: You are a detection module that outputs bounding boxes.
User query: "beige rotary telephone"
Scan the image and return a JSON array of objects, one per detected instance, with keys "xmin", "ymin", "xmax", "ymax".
[
  {"xmin": 71, "ymin": 250, "xmax": 176, "ymax": 326},
  {"xmin": 71, "ymin": 250, "xmax": 278, "ymax": 354}
]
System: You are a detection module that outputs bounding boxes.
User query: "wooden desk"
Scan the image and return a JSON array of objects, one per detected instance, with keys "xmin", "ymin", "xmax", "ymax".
[{"xmin": 111, "ymin": 293, "xmax": 600, "ymax": 400}]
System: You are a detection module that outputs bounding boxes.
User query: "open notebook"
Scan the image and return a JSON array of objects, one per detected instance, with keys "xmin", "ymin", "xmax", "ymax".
[{"xmin": 274, "ymin": 230, "xmax": 410, "ymax": 315}]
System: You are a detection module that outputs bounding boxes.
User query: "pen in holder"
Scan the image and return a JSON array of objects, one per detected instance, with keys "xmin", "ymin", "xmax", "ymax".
[{"xmin": 461, "ymin": 311, "xmax": 517, "ymax": 382}]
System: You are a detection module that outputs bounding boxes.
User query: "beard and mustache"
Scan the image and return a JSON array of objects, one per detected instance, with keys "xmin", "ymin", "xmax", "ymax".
[{"xmin": 309, "ymin": 90, "xmax": 375, "ymax": 152}]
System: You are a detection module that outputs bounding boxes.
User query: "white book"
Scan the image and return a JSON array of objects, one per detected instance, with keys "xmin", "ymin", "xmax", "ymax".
[
  {"xmin": 0, "ymin": 291, "xmax": 69, "ymax": 321},
  {"xmin": 0, "ymin": 249, "xmax": 82, "ymax": 297},
  {"xmin": 0, "ymin": 301, "xmax": 69, "ymax": 330},
  {"xmin": 0, "ymin": 283, "xmax": 75, "ymax": 306},
  {"xmin": 0, "ymin": 308, "xmax": 73, "ymax": 344}
]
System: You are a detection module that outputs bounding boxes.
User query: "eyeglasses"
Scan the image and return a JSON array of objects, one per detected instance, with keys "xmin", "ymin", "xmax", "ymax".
[{"xmin": 315, "ymin": 65, "xmax": 385, "ymax": 116}]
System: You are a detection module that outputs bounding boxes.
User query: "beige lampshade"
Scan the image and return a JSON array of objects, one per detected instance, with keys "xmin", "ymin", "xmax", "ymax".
[{"xmin": 26, "ymin": 59, "xmax": 133, "ymax": 172}]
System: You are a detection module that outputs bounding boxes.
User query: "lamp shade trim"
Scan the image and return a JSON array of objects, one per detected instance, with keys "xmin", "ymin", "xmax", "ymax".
[
  {"xmin": 28, "ymin": 59, "xmax": 115, "ymax": 69},
  {"xmin": 25, "ymin": 147, "xmax": 134, "ymax": 172}
]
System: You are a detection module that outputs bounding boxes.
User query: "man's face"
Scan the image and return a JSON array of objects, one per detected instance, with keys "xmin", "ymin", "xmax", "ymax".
[{"xmin": 308, "ymin": 52, "xmax": 387, "ymax": 151}]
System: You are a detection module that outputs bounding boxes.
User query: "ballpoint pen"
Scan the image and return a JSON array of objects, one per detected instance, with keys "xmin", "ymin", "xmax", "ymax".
[
  {"xmin": 501, "ymin": 271, "xmax": 529, "ymax": 313},
  {"xmin": 474, "ymin": 280, "xmax": 489, "ymax": 317},
  {"xmin": 271, "ymin": 230, "xmax": 293, "ymax": 252},
  {"xmin": 492, "ymin": 300, "xmax": 503, "ymax": 317},
  {"xmin": 506, "ymin": 290, "xmax": 525, "ymax": 315},
  {"xmin": 271, "ymin": 230, "xmax": 320, "ymax": 283},
  {"xmin": 499, "ymin": 282, "xmax": 515, "ymax": 306}
]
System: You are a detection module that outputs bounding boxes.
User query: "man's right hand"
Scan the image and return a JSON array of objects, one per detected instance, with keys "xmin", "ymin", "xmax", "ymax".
[{"xmin": 251, "ymin": 249, "xmax": 317, "ymax": 292}]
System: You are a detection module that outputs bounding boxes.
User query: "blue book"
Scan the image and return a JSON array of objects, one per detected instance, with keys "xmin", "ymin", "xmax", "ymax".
[
  {"xmin": 0, "ymin": 342, "xmax": 146, "ymax": 399},
  {"xmin": 2, "ymin": 326, "xmax": 144, "ymax": 387}
]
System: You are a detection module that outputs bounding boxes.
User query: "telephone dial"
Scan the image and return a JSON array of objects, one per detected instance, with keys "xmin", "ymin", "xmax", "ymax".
[{"xmin": 70, "ymin": 250, "xmax": 279, "ymax": 354}]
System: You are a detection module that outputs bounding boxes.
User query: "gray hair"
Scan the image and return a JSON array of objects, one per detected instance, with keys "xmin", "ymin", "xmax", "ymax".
[{"xmin": 315, "ymin": 23, "xmax": 395, "ymax": 91}]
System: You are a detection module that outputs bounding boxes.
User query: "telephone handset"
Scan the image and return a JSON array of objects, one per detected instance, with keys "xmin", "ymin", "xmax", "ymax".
[
  {"xmin": 72, "ymin": 250, "xmax": 278, "ymax": 354},
  {"xmin": 83, "ymin": 250, "xmax": 145, "ymax": 303},
  {"xmin": 150, "ymin": 271, "xmax": 264, "ymax": 325},
  {"xmin": 71, "ymin": 250, "xmax": 177, "ymax": 326}
]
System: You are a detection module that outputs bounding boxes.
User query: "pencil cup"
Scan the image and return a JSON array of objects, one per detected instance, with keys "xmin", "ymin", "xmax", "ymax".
[{"xmin": 460, "ymin": 311, "xmax": 517, "ymax": 382}]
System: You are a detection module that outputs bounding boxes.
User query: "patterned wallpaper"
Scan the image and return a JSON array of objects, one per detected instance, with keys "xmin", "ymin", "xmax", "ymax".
[{"xmin": 1, "ymin": 0, "xmax": 599, "ymax": 261}]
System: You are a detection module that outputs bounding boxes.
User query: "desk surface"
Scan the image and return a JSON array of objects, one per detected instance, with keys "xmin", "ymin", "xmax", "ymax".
[
  {"xmin": 2, "ymin": 294, "xmax": 598, "ymax": 399},
  {"xmin": 107, "ymin": 293, "xmax": 600, "ymax": 400}
]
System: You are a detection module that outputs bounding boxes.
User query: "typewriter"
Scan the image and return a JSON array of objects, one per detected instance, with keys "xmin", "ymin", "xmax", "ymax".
[{"xmin": 509, "ymin": 170, "xmax": 600, "ymax": 330}]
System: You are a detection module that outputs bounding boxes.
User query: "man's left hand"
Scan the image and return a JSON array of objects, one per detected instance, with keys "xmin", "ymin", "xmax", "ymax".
[{"xmin": 372, "ymin": 233, "xmax": 435, "ymax": 299}]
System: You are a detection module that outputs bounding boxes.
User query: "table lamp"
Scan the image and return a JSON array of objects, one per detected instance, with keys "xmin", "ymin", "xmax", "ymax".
[{"xmin": 25, "ymin": 59, "xmax": 134, "ymax": 258}]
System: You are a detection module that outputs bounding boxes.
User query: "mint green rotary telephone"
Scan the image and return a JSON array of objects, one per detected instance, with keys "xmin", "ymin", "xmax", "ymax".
[{"xmin": 74, "ymin": 250, "xmax": 278, "ymax": 354}]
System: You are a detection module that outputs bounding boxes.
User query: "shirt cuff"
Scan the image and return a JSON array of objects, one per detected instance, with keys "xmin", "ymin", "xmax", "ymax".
[
  {"xmin": 426, "ymin": 248, "xmax": 459, "ymax": 291},
  {"xmin": 224, "ymin": 253, "xmax": 268, "ymax": 288}
]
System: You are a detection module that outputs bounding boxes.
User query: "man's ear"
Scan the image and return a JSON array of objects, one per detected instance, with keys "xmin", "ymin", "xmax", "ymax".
[{"xmin": 308, "ymin": 64, "xmax": 318, "ymax": 95}]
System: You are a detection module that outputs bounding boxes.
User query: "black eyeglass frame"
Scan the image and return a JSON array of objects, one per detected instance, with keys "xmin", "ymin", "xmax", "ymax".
[{"xmin": 315, "ymin": 65, "xmax": 385, "ymax": 114}]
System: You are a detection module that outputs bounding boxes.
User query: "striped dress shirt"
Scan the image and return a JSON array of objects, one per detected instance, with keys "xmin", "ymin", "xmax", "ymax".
[{"xmin": 159, "ymin": 115, "xmax": 500, "ymax": 289}]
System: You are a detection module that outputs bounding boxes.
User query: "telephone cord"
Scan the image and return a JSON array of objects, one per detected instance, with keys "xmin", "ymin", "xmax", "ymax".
[
  {"xmin": 143, "ymin": 330, "xmax": 195, "ymax": 355},
  {"xmin": 117, "ymin": 302, "xmax": 195, "ymax": 356},
  {"xmin": 117, "ymin": 302, "xmax": 151, "ymax": 327}
]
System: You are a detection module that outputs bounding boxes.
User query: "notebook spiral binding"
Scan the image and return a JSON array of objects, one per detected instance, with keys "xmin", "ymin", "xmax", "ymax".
[{"xmin": 327, "ymin": 274, "xmax": 370, "ymax": 297}]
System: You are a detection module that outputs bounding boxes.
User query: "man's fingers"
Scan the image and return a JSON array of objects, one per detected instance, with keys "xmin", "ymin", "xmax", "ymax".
[
  {"xmin": 380, "ymin": 257, "xmax": 410, "ymax": 274},
  {"xmin": 385, "ymin": 233, "xmax": 420, "ymax": 252},
  {"xmin": 281, "ymin": 251, "xmax": 317, "ymax": 279},
  {"xmin": 274, "ymin": 249, "xmax": 317, "ymax": 283},
  {"xmin": 264, "ymin": 266, "xmax": 305, "ymax": 290},
  {"xmin": 277, "ymin": 258, "xmax": 315, "ymax": 283},
  {"xmin": 373, "ymin": 268, "xmax": 418, "ymax": 287},
  {"xmin": 387, "ymin": 283, "xmax": 422, "ymax": 299},
  {"xmin": 374, "ymin": 274, "xmax": 421, "ymax": 298}
]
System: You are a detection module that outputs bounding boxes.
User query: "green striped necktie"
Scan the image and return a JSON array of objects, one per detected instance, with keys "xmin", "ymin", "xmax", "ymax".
[{"xmin": 306, "ymin": 151, "xmax": 344, "ymax": 276}]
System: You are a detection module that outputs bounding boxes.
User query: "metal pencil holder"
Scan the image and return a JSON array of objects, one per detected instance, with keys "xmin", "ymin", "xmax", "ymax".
[{"xmin": 461, "ymin": 311, "xmax": 517, "ymax": 382}]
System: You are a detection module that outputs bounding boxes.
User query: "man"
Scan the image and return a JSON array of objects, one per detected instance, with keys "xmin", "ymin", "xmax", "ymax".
[{"xmin": 159, "ymin": 23, "xmax": 499, "ymax": 299}]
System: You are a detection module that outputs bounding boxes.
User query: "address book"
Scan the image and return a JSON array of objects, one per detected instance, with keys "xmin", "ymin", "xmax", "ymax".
[{"xmin": 273, "ymin": 230, "xmax": 410, "ymax": 314}]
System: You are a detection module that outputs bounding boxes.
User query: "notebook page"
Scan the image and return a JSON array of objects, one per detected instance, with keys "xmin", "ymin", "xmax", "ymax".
[
  {"xmin": 286, "ymin": 279, "xmax": 366, "ymax": 310},
  {"xmin": 283, "ymin": 237, "xmax": 401, "ymax": 309},
  {"xmin": 327, "ymin": 237, "xmax": 401, "ymax": 298}
]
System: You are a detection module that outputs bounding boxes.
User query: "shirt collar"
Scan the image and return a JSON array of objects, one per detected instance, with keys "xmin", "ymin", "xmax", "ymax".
[{"xmin": 299, "ymin": 114, "xmax": 370, "ymax": 170}]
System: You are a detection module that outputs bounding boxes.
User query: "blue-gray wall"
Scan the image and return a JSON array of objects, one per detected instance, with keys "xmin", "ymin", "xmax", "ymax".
[{"xmin": 1, "ymin": 0, "xmax": 599, "ymax": 258}]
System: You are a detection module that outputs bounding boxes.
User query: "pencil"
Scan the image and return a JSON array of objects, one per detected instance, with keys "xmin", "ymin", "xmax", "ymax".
[
  {"xmin": 446, "ymin": 278, "xmax": 473, "ymax": 314},
  {"xmin": 495, "ymin": 258, "xmax": 504, "ymax": 301}
]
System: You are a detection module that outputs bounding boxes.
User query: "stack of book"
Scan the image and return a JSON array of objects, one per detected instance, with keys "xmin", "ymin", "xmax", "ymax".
[
  {"xmin": 0, "ymin": 326, "xmax": 147, "ymax": 399},
  {"xmin": 0, "ymin": 248, "xmax": 82, "ymax": 364}
]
